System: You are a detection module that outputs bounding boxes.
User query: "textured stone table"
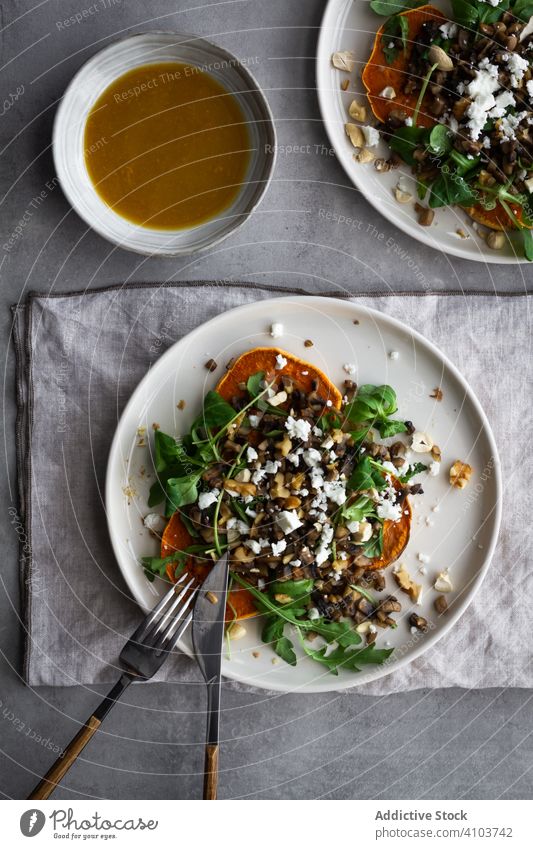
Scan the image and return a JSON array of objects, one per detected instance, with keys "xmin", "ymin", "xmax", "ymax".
[{"xmin": 0, "ymin": 0, "xmax": 531, "ymax": 800}]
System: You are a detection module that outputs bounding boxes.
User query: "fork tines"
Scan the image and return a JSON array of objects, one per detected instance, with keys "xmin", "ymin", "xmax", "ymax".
[{"xmin": 133, "ymin": 572, "xmax": 198, "ymax": 654}]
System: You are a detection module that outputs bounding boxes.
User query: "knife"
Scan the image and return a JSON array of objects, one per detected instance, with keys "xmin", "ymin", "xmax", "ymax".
[{"xmin": 192, "ymin": 551, "xmax": 230, "ymax": 800}]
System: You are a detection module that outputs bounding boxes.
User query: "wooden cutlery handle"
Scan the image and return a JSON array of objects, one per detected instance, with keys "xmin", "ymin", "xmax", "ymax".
[
  {"xmin": 203, "ymin": 743, "xmax": 219, "ymax": 800},
  {"xmin": 28, "ymin": 715, "xmax": 101, "ymax": 800}
]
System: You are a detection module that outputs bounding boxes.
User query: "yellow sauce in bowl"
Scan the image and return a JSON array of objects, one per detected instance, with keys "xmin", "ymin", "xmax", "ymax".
[{"xmin": 84, "ymin": 62, "xmax": 251, "ymax": 230}]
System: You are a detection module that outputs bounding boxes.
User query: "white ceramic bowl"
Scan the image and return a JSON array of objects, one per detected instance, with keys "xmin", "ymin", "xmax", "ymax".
[{"xmin": 53, "ymin": 32, "xmax": 276, "ymax": 255}]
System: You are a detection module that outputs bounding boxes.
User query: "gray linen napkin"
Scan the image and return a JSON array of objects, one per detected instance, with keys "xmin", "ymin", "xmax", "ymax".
[{"xmin": 12, "ymin": 283, "xmax": 532, "ymax": 693}]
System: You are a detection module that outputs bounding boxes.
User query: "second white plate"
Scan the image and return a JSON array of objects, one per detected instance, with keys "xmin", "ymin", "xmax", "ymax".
[{"xmin": 316, "ymin": 0, "xmax": 527, "ymax": 263}]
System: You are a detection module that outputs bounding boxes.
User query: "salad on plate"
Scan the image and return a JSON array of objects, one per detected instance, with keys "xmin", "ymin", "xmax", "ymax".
[
  {"xmin": 141, "ymin": 346, "xmax": 465, "ymax": 675},
  {"xmin": 332, "ymin": 0, "xmax": 533, "ymax": 258}
]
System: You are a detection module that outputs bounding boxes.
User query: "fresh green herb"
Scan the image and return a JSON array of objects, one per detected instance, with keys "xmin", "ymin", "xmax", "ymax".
[
  {"xmin": 389, "ymin": 126, "xmax": 427, "ymax": 165},
  {"xmin": 342, "ymin": 493, "xmax": 377, "ymax": 523},
  {"xmin": 381, "ymin": 14, "xmax": 410, "ymax": 63},
  {"xmin": 351, "ymin": 584, "xmax": 379, "ymax": 606},
  {"xmin": 247, "ymin": 370, "xmax": 265, "ymax": 399},
  {"xmin": 370, "ymin": 0, "xmax": 426, "ymax": 13},
  {"xmin": 523, "ymin": 229, "xmax": 533, "ymax": 261},
  {"xmin": 345, "ymin": 384, "xmax": 406, "ymax": 440},
  {"xmin": 363, "ymin": 525, "xmax": 384, "ymax": 559},
  {"xmin": 427, "ymin": 125, "xmax": 452, "ymax": 156},
  {"xmin": 399, "ymin": 461, "xmax": 428, "ymax": 483},
  {"xmin": 347, "ymin": 456, "xmax": 386, "ymax": 492},
  {"xmin": 141, "ymin": 552, "xmax": 187, "ymax": 580},
  {"xmin": 428, "ymin": 171, "xmax": 479, "ymax": 209},
  {"xmin": 512, "ymin": 0, "xmax": 533, "ymax": 21}
]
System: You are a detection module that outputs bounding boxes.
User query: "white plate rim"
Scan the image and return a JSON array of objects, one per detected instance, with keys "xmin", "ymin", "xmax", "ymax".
[
  {"xmin": 105, "ymin": 295, "xmax": 502, "ymax": 693},
  {"xmin": 315, "ymin": 0, "xmax": 528, "ymax": 265},
  {"xmin": 52, "ymin": 31, "xmax": 277, "ymax": 257}
]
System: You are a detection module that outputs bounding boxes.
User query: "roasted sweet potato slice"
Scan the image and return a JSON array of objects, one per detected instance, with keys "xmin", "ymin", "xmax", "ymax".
[
  {"xmin": 160, "ymin": 511, "xmax": 257, "ymax": 621},
  {"xmin": 361, "ymin": 478, "xmax": 411, "ymax": 571},
  {"xmin": 216, "ymin": 347, "xmax": 342, "ymax": 409},
  {"xmin": 362, "ymin": 5, "xmax": 446, "ymax": 128},
  {"xmin": 465, "ymin": 202, "xmax": 523, "ymax": 232}
]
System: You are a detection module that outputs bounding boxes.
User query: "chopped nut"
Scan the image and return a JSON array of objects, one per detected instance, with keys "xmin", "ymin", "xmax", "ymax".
[
  {"xmin": 393, "ymin": 563, "xmax": 422, "ymax": 603},
  {"xmin": 252, "ymin": 651, "xmax": 260, "ymax": 658},
  {"xmin": 206, "ymin": 591, "xmax": 218, "ymax": 605},
  {"xmin": 205, "ymin": 358, "xmax": 218, "ymax": 372},
  {"xmin": 486, "ymin": 231, "xmax": 506, "ymax": 251},
  {"xmin": 331, "ymin": 50, "xmax": 356, "ymax": 72},
  {"xmin": 449, "ymin": 460, "xmax": 473, "ymax": 489},
  {"xmin": 411, "ymin": 431, "xmax": 434, "ymax": 453},
  {"xmin": 304, "ymin": 339, "xmax": 314, "ymax": 348},
  {"xmin": 428, "ymin": 44, "xmax": 454, "ymax": 71},
  {"xmin": 355, "ymin": 148, "xmax": 375, "ymax": 164},
  {"xmin": 434, "ymin": 595, "xmax": 448, "ymax": 615},
  {"xmin": 269, "ymin": 390, "xmax": 288, "ymax": 407},
  {"xmin": 275, "ymin": 434, "xmax": 292, "ymax": 457},
  {"xmin": 415, "ymin": 204, "xmax": 434, "ymax": 226},
  {"xmin": 430, "ymin": 387, "xmax": 443, "ymax": 401},
  {"xmin": 274, "ymin": 593, "xmax": 293, "ymax": 604},
  {"xmin": 434, "ymin": 570, "xmax": 453, "ymax": 593},
  {"xmin": 394, "ymin": 185, "xmax": 413, "ymax": 204},
  {"xmin": 431, "ymin": 444, "xmax": 442, "ymax": 462},
  {"xmin": 379, "ymin": 85, "xmax": 396, "ymax": 99},
  {"xmin": 374, "ymin": 157, "xmax": 391, "ymax": 173},
  {"xmin": 348, "ymin": 99, "xmax": 366, "ymax": 121},
  {"xmin": 177, "ymin": 399, "xmax": 186, "ymax": 410},
  {"xmin": 223, "ymin": 479, "xmax": 257, "ymax": 497},
  {"xmin": 227, "ymin": 622, "xmax": 246, "ymax": 640},
  {"xmin": 340, "ymin": 79, "xmax": 350, "ymax": 91},
  {"xmin": 345, "ymin": 122, "xmax": 365, "ymax": 148}
]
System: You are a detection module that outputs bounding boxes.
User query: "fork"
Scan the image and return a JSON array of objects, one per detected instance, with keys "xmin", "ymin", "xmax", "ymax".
[{"xmin": 28, "ymin": 572, "xmax": 198, "ymax": 800}]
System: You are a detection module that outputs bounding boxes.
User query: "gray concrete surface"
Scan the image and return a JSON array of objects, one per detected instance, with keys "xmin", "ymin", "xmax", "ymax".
[{"xmin": 0, "ymin": 0, "xmax": 531, "ymax": 800}]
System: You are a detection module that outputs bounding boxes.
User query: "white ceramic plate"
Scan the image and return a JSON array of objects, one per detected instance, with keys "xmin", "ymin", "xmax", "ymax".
[
  {"xmin": 316, "ymin": 0, "xmax": 527, "ymax": 263},
  {"xmin": 106, "ymin": 296, "xmax": 501, "ymax": 693},
  {"xmin": 53, "ymin": 32, "xmax": 276, "ymax": 256}
]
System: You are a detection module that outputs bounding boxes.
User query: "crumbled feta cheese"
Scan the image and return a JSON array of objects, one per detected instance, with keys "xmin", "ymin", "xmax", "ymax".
[
  {"xmin": 245, "ymin": 507, "xmax": 257, "ymax": 518},
  {"xmin": 527, "ymin": 80, "xmax": 533, "ymax": 99},
  {"xmin": 275, "ymin": 353, "xmax": 287, "ymax": 370},
  {"xmin": 270, "ymin": 322, "xmax": 283, "ymax": 338},
  {"xmin": 227, "ymin": 517, "xmax": 250, "ymax": 535},
  {"xmin": 323, "ymin": 480, "xmax": 347, "ymax": 506},
  {"xmin": 362, "ymin": 125, "xmax": 380, "ymax": 146},
  {"xmin": 346, "ymin": 519, "xmax": 360, "ymax": 533},
  {"xmin": 465, "ymin": 59, "xmax": 500, "ymax": 139},
  {"xmin": 326, "ymin": 400, "xmax": 333, "ymax": 407},
  {"xmin": 382, "ymin": 460, "xmax": 397, "ymax": 474},
  {"xmin": 248, "ymin": 414, "xmax": 261, "ymax": 428},
  {"xmin": 488, "ymin": 90, "xmax": 515, "ymax": 119},
  {"xmin": 315, "ymin": 524, "xmax": 334, "ymax": 566},
  {"xmin": 405, "ymin": 116, "xmax": 413, "ymax": 127},
  {"xmin": 285, "ymin": 416, "xmax": 312, "ymax": 442},
  {"xmin": 439, "ymin": 21, "xmax": 458, "ymax": 38},
  {"xmin": 244, "ymin": 539, "xmax": 261, "ymax": 554},
  {"xmin": 429, "ymin": 461, "xmax": 440, "ymax": 477},
  {"xmin": 389, "ymin": 350, "xmax": 399, "ymax": 360},
  {"xmin": 252, "ymin": 468, "xmax": 266, "ymax": 484},
  {"xmin": 271, "ymin": 540, "xmax": 287, "ymax": 556},
  {"xmin": 379, "ymin": 85, "xmax": 396, "ymax": 99},
  {"xmin": 507, "ymin": 52, "xmax": 528, "ymax": 88},
  {"xmin": 312, "ymin": 426, "xmax": 323, "ymax": 437},
  {"xmin": 303, "ymin": 448, "xmax": 322, "ymax": 467},
  {"xmin": 308, "ymin": 607, "xmax": 320, "ymax": 621},
  {"xmin": 275, "ymin": 510, "xmax": 303, "ymax": 535},
  {"xmin": 343, "ymin": 362, "xmax": 357, "ymax": 375},
  {"xmin": 264, "ymin": 460, "xmax": 281, "ymax": 474},
  {"xmin": 143, "ymin": 512, "xmax": 166, "ymax": 533},
  {"xmin": 246, "ymin": 446, "xmax": 258, "ymax": 462},
  {"xmin": 377, "ymin": 499, "xmax": 402, "ymax": 521},
  {"xmin": 417, "ymin": 552, "xmax": 430, "ymax": 564},
  {"xmin": 258, "ymin": 537, "xmax": 270, "ymax": 548},
  {"xmin": 289, "ymin": 559, "xmax": 301, "ymax": 567},
  {"xmin": 321, "ymin": 437, "xmax": 334, "ymax": 450},
  {"xmin": 287, "ymin": 452, "xmax": 300, "ymax": 466},
  {"xmin": 198, "ymin": 490, "xmax": 220, "ymax": 510}
]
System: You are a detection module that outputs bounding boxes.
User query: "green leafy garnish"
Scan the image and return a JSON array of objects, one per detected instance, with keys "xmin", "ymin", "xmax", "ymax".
[{"xmin": 399, "ymin": 461, "xmax": 428, "ymax": 483}]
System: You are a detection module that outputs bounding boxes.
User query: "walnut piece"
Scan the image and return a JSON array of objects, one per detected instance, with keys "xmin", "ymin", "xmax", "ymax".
[
  {"xmin": 449, "ymin": 460, "xmax": 473, "ymax": 489},
  {"xmin": 393, "ymin": 563, "xmax": 422, "ymax": 603}
]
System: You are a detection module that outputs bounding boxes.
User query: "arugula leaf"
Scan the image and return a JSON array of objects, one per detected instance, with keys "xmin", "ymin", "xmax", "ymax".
[
  {"xmin": 399, "ymin": 461, "xmax": 428, "ymax": 483},
  {"xmin": 309, "ymin": 619, "xmax": 362, "ymax": 648},
  {"xmin": 165, "ymin": 473, "xmax": 202, "ymax": 515},
  {"xmin": 200, "ymin": 391, "xmax": 236, "ymax": 428},
  {"xmin": 262, "ymin": 616, "xmax": 297, "ymax": 665},
  {"xmin": 141, "ymin": 552, "xmax": 187, "ymax": 580},
  {"xmin": 380, "ymin": 14, "xmax": 410, "ymax": 63},
  {"xmin": 348, "ymin": 456, "xmax": 386, "ymax": 492},
  {"xmin": 450, "ymin": 0, "xmax": 480, "ymax": 27},
  {"xmin": 342, "ymin": 493, "xmax": 376, "ymax": 523},
  {"xmin": 351, "ymin": 584, "xmax": 379, "ymax": 606},
  {"xmin": 270, "ymin": 579, "xmax": 315, "ymax": 601},
  {"xmin": 247, "ymin": 370, "xmax": 265, "ymax": 399},
  {"xmin": 512, "ymin": 0, "xmax": 533, "ymax": 20},
  {"xmin": 375, "ymin": 419, "xmax": 408, "ymax": 438},
  {"xmin": 428, "ymin": 172, "xmax": 478, "ymax": 209},
  {"xmin": 522, "ymin": 229, "xmax": 533, "ymax": 261},
  {"xmin": 370, "ymin": 0, "xmax": 425, "ymax": 13},
  {"xmin": 154, "ymin": 430, "xmax": 182, "ymax": 473},
  {"xmin": 363, "ymin": 525, "xmax": 384, "ymax": 559},
  {"xmin": 427, "ymin": 124, "xmax": 452, "ymax": 156},
  {"xmin": 299, "ymin": 636, "xmax": 393, "ymax": 674}
]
